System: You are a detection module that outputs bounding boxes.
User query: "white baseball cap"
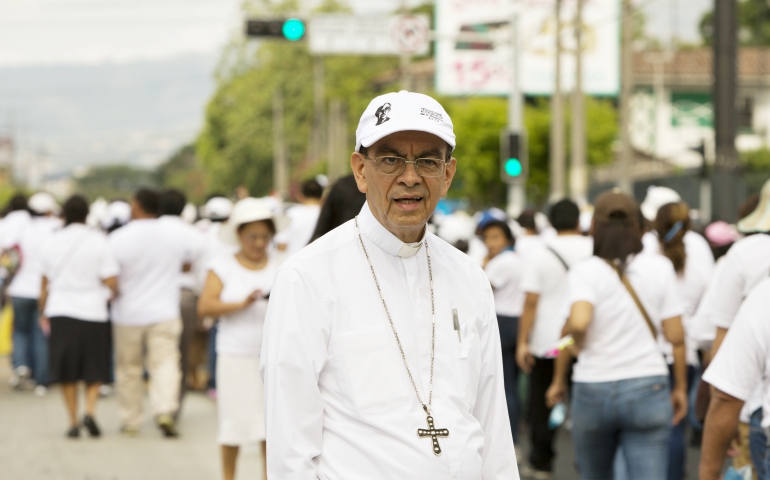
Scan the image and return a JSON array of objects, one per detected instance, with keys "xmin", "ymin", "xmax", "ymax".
[
  {"xmin": 203, "ymin": 196, "xmax": 233, "ymax": 220},
  {"xmin": 219, "ymin": 197, "xmax": 290, "ymax": 245},
  {"xmin": 28, "ymin": 192, "xmax": 60, "ymax": 215},
  {"xmin": 355, "ymin": 90, "xmax": 456, "ymax": 153},
  {"xmin": 640, "ymin": 186, "xmax": 682, "ymax": 221}
]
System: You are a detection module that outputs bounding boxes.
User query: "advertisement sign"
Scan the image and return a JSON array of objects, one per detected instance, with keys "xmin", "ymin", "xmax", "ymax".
[{"xmin": 435, "ymin": 0, "xmax": 620, "ymax": 96}]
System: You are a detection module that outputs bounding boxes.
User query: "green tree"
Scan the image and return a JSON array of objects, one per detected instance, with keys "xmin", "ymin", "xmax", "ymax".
[
  {"xmin": 155, "ymin": 145, "xmax": 209, "ymax": 204},
  {"xmin": 446, "ymin": 96, "xmax": 617, "ymax": 208},
  {"xmin": 75, "ymin": 165, "xmax": 158, "ymax": 202},
  {"xmin": 699, "ymin": 0, "xmax": 770, "ymax": 46},
  {"xmin": 196, "ymin": 0, "xmax": 399, "ymax": 198}
]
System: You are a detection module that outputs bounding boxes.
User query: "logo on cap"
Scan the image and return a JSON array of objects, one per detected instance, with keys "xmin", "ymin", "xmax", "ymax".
[
  {"xmin": 420, "ymin": 108, "xmax": 443, "ymax": 123},
  {"xmin": 375, "ymin": 103, "xmax": 391, "ymax": 126}
]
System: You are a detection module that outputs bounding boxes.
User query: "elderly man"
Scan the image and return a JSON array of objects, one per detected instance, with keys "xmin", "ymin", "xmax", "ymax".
[{"xmin": 261, "ymin": 91, "xmax": 518, "ymax": 479}]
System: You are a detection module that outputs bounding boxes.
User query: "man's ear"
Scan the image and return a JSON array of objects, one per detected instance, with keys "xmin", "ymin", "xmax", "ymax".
[
  {"xmin": 351, "ymin": 152, "xmax": 368, "ymax": 193},
  {"xmin": 441, "ymin": 157, "xmax": 457, "ymax": 198}
]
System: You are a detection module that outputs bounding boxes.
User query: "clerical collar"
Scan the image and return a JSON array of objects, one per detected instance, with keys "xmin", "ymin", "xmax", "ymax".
[{"xmin": 357, "ymin": 202, "xmax": 425, "ymax": 258}]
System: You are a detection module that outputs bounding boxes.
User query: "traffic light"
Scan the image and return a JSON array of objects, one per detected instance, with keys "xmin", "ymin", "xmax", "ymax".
[
  {"xmin": 500, "ymin": 130, "xmax": 528, "ymax": 184},
  {"xmin": 245, "ymin": 18, "xmax": 306, "ymax": 41}
]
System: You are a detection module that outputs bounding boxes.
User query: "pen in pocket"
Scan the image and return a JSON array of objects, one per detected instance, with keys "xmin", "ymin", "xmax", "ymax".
[{"xmin": 452, "ymin": 308, "xmax": 461, "ymax": 342}]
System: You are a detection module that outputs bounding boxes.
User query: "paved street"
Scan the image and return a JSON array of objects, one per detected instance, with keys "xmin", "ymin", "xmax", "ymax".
[
  {"xmin": 0, "ymin": 356, "xmax": 264, "ymax": 480},
  {"xmin": 0, "ymin": 354, "xmax": 705, "ymax": 480}
]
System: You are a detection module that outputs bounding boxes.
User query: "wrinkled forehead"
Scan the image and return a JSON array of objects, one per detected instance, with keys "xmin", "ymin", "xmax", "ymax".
[{"xmin": 367, "ymin": 130, "xmax": 451, "ymax": 158}]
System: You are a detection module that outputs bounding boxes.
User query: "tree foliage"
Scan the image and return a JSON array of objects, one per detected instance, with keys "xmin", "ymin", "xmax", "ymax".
[
  {"xmin": 700, "ymin": 0, "xmax": 770, "ymax": 46},
  {"xmin": 192, "ymin": 0, "xmax": 619, "ymax": 208},
  {"xmin": 75, "ymin": 165, "xmax": 158, "ymax": 202}
]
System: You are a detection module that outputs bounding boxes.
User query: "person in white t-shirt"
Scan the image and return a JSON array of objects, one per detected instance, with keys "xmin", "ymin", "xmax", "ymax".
[
  {"xmin": 275, "ymin": 179, "xmax": 323, "ymax": 257},
  {"xmin": 38, "ymin": 195, "xmax": 119, "ymax": 439},
  {"xmin": 700, "ymin": 277, "xmax": 770, "ymax": 479},
  {"xmin": 158, "ymin": 189, "xmax": 205, "ymax": 414},
  {"xmin": 198, "ymin": 198, "xmax": 285, "ymax": 480},
  {"xmin": 481, "ymin": 219, "xmax": 524, "ymax": 447},
  {"xmin": 517, "ymin": 199, "xmax": 593, "ymax": 477},
  {"xmin": 703, "ymin": 180, "xmax": 770, "ymax": 477},
  {"xmin": 514, "ymin": 210, "xmax": 544, "ymax": 258},
  {"xmin": 3, "ymin": 192, "xmax": 61, "ymax": 395},
  {"xmin": 109, "ymin": 188, "xmax": 191, "ymax": 438},
  {"xmin": 546, "ymin": 191, "xmax": 688, "ymax": 480}
]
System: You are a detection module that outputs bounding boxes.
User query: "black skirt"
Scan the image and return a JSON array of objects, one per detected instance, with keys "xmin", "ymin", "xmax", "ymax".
[{"xmin": 49, "ymin": 317, "xmax": 111, "ymax": 384}]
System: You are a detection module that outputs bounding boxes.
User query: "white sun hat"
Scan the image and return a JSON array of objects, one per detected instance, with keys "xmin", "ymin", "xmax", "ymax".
[
  {"xmin": 28, "ymin": 192, "xmax": 60, "ymax": 215},
  {"xmin": 640, "ymin": 186, "xmax": 682, "ymax": 222},
  {"xmin": 219, "ymin": 197, "xmax": 290, "ymax": 246},
  {"xmin": 355, "ymin": 90, "xmax": 456, "ymax": 152},
  {"xmin": 738, "ymin": 178, "xmax": 770, "ymax": 233}
]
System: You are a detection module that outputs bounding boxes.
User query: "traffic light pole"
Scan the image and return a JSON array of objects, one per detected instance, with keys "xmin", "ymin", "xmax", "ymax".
[{"xmin": 507, "ymin": 0, "xmax": 526, "ymax": 218}]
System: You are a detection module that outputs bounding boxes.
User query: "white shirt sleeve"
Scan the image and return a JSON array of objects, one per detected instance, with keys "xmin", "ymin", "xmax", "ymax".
[
  {"xmin": 708, "ymin": 247, "xmax": 747, "ymax": 329},
  {"xmin": 260, "ymin": 259, "xmax": 329, "ymax": 479},
  {"xmin": 471, "ymin": 268, "xmax": 519, "ymax": 479},
  {"xmin": 565, "ymin": 263, "xmax": 597, "ymax": 306},
  {"xmin": 484, "ymin": 255, "xmax": 511, "ymax": 291},
  {"xmin": 703, "ymin": 280, "xmax": 770, "ymax": 401}
]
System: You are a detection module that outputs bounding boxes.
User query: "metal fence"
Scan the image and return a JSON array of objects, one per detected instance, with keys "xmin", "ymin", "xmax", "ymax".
[{"xmin": 589, "ymin": 169, "xmax": 770, "ymax": 223}]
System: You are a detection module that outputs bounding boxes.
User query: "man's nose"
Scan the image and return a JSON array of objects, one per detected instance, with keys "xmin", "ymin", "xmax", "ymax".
[{"xmin": 398, "ymin": 161, "xmax": 422, "ymax": 186}]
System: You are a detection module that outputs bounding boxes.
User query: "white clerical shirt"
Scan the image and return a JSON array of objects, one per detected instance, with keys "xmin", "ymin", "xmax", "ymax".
[{"xmin": 261, "ymin": 203, "xmax": 518, "ymax": 480}]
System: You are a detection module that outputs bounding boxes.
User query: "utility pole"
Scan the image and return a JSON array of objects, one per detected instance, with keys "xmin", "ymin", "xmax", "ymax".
[
  {"xmin": 570, "ymin": 0, "xmax": 587, "ymax": 205},
  {"xmin": 272, "ymin": 89, "xmax": 289, "ymax": 201},
  {"xmin": 507, "ymin": 0, "xmax": 526, "ymax": 218},
  {"xmin": 311, "ymin": 56, "xmax": 326, "ymax": 162},
  {"xmin": 712, "ymin": 0, "xmax": 739, "ymax": 222},
  {"xmin": 400, "ymin": 0, "xmax": 413, "ymax": 90},
  {"xmin": 618, "ymin": 0, "xmax": 633, "ymax": 194},
  {"xmin": 549, "ymin": 0, "xmax": 566, "ymax": 202},
  {"xmin": 327, "ymin": 99, "xmax": 348, "ymax": 182}
]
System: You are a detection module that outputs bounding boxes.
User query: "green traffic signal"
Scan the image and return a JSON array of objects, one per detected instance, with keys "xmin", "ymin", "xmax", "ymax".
[
  {"xmin": 505, "ymin": 158, "xmax": 523, "ymax": 177},
  {"xmin": 282, "ymin": 18, "xmax": 305, "ymax": 41}
]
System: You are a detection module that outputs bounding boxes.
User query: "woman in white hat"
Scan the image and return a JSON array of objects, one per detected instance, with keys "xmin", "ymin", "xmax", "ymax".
[{"xmin": 197, "ymin": 197, "xmax": 286, "ymax": 480}]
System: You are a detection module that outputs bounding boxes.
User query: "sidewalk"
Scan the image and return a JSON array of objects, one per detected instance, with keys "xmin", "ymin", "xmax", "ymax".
[{"xmin": 0, "ymin": 356, "xmax": 264, "ymax": 480}]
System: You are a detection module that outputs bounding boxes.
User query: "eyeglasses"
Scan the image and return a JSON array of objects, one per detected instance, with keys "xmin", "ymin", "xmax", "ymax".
[{"xmin": 363, "ymin": 155, "xmax": 448, "ymax": 178}]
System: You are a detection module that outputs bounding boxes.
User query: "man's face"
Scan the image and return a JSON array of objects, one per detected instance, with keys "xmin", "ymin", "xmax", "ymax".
[{"xmin": 351, "ymin": 130, "xmax": 456, "ymax": 243}]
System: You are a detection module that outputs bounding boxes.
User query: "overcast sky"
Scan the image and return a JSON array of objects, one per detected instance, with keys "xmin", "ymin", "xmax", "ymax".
[{"xmin": 0, "ymin": 0, "xmax": 713, "ymax": 67}]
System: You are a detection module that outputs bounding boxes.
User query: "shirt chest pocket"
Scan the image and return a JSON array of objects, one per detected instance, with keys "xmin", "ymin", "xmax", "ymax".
[
  {"xmin": 336, "ymin": 331, "xmax": 411, "ymax": 415},
  {"xmin": 453, "ymin": 322, "xmax": 480, "ymax": 407}
]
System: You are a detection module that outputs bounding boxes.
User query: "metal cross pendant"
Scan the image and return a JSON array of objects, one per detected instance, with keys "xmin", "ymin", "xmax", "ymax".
[{"xmin": 417, "ymin": 414, "xmax": 449, "ymax": 456}]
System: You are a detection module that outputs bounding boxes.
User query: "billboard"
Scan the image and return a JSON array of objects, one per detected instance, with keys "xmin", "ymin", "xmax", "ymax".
[{"xmin": 435, "ymin": 0, "xmax": 620, "ymax": 96}]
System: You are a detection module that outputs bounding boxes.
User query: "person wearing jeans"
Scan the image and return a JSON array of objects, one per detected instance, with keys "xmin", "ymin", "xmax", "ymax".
[
  {"xmin": 517, "ymin": 199, "xmax": 593, "ymax": 478},
  {"xmin": 481, "ymin": 220, "xmax": 524, "ymax": 445},
  {"xmin": 4, "ymin": 192, "xmax": 62, "ymax": 393},
  {"xmin": 547, "ymin": 191, "xmax": 688, "ymax": 480},
  {"xmin": 11, "ymin": 296, "xmax": 47, "ymax": 387}
]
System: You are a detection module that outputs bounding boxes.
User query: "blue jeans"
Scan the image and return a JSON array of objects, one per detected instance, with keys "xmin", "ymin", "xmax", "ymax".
[
  {"xmin": 572, "ymin": 376, "xmax": 672, "ymax": 480},
  {"xmin": 749, "ymin": 408, "xmax": 770, "ymax": 479},
  {"xmin": 497, "ymin": 315, "xmax": 519, "ymax": 443},
  {"xmin": 11, "ymin": 296, "xmax": 48, "ymax": 385}
]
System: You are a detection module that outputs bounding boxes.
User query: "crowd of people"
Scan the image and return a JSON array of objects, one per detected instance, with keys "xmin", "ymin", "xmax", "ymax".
[{"xmin": 3, "ymin": 89, "xmax": 770, "ymax": 480}]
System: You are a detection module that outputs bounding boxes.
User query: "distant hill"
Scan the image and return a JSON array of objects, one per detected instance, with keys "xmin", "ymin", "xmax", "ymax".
[{"xmin": 0, "ymin": 53, "xmax": 217, "ymax": 174}]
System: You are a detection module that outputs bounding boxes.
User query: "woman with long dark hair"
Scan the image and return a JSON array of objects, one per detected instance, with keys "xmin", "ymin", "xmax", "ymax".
[
  {"xmin": 39, "ymin": 195, "xmax": 119, "ymax": 438},
  {"xmin": 547, "ymin": 191, "xmax": 688, "ymax": 479}
]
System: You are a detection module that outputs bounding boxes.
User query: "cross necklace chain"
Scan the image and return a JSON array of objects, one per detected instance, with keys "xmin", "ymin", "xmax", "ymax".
[{"xmin": 354, "ymin": 217, "xmax": 449, "ymax": 456}]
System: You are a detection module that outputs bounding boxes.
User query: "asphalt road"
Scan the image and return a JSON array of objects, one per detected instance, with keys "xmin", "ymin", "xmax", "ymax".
[{"xmin": 0, "ymin": 355, "xmax": 705, "ymax": 480}]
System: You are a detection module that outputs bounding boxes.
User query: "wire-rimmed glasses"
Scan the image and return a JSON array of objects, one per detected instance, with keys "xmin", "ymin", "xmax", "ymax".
[{"xmin": 363, "ymin": 155, "xmax": 448, "ymax": 177}]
